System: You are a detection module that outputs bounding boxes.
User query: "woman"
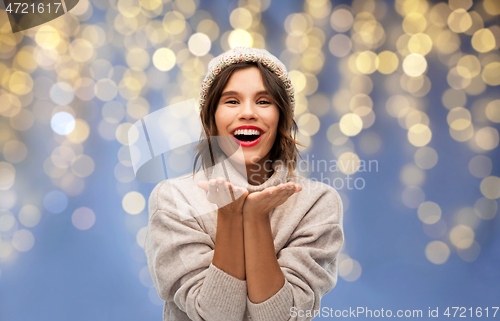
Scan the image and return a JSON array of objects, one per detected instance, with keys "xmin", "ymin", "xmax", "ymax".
[{"xmin": 144, "ymin": 47, "xmax": 344, "ymax": 321}]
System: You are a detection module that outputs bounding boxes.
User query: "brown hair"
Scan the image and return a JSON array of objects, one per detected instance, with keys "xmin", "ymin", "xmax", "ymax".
[{"xmin": 192, "ymin": 61, "xmax": 306, "ymax": 179}]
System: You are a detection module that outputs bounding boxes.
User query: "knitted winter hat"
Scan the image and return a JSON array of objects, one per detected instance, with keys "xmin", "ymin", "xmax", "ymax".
[{"xmin": 199, "ymin": 46, "xmax": 295, "ymax": 113}]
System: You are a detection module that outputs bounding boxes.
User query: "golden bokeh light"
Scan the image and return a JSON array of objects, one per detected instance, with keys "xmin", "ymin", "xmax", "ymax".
[
  {"xmin": 66, "ymin": 119, "xmax": 90, "ymax": 144},
  {"xmin": 481, "ymin": 62, "xmax": 500, "ymax": 86},
  {"xmin": 338, "ymin": 151, "xmax": 361, "ymax": 175},
  {"xmin": 447, "ymin": 9, "xmax": 472, "ymax": 33},
  {"xmin": 471, "ymin": 28, "xmax": 496, "ymax": 53},
  {"xmin": 425, "ymin": 241, "xmax": 450, "ymax": 265},
  {"xmin": 480, "ymin": 176, "xmax": 500, "ymax": 200},
  {"xmin": 414, "ymin": 146, "xmax": 438, "ymax": 170},
  {"xmin": 475, "ymin": 126, "xmax": 499, "ymax": 150},
  {"xmin": 450, "ymin": 224, "xmax": 475, "ymax": 249},
  {"xmin": 228, "ymin": 29, "xmax": 253, "ymax": 48},
  {"xmin": 408, "ymin": 123, "xmax": 432, "ymax": 147},
  {"xmin": 402, "ymin": 12, "xmax": 427, "ymax": 35},
  {"xmin": 375, "ymin": 51, "xmax": 399, "ymax": 74},
  {"xmin": 122, "ymin": 191, "xmax": 146, "ymax": 215},
  {"xmin": 403, "ymin": 53, "xmax": 427, "ymax": 77},
  {"xmin": 418, "ymin": 201, "xmax": 442, "ymax": 224},
  {"xmin": 339, "ymin": 113, "xmax": 363, "ymax": 136}
]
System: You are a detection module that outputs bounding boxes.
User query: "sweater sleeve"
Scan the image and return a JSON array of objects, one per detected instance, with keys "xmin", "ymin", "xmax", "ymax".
[
  {"xmin": 144, "ymin": 180, "xmax": 248, "ymax": 321},
  {"xmin": 246, "ymin": 185, "xmax": 344, "ymax": 321}
]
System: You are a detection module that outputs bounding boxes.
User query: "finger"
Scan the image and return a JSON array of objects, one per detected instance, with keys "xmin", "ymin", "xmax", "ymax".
[
  {"xmin": 208, "ymin": 179, "xmax": 217, "ymax": 196},
  {"xmin": 197, "ymin": 180, "xmax": 208, "ymax": 191}
]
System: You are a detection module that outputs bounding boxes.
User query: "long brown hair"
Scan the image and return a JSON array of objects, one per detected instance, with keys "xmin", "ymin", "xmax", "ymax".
[{"xmin": 192, "ymin": 61, "xmax": 306, "ymax": 179}]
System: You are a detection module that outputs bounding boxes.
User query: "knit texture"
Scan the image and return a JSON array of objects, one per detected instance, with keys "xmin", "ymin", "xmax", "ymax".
[
  {"xmin": 144, "ymin": 153, "xmax": 344, "ymax": 321},
  {"xmin": 199, "ymin": 46, "xmax": 295, "ymax": 113}
]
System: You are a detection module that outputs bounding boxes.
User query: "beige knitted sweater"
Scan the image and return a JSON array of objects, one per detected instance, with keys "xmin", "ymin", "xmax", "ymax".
[{"xmin": 144, "ymin": 153, "xmax": 344, "ymax": 321}]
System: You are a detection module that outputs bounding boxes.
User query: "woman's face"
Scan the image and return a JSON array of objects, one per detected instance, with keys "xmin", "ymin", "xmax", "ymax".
[{"xmin": 214, "ymin": 66, "xmax": 279, "ymax": 165}]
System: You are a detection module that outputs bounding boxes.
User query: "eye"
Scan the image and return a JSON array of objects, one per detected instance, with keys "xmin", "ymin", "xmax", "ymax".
[
  {"xmin": 258, "ymin": 100, "xmax": 271, "ymax": 105},
  {"xmin": 225, "ymin": 100, "xmax": 238, "ymax": 104}
]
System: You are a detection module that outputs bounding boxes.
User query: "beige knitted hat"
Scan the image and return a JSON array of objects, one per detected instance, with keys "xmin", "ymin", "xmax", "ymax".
[{"xmin": 198, "ymin": 46, "xmax": 295, "ymax": 113}]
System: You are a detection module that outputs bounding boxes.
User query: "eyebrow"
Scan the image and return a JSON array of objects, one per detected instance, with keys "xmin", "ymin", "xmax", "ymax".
[{"xmin": 220, "ymin": 90, "xmax": 270, "ymax": 98}]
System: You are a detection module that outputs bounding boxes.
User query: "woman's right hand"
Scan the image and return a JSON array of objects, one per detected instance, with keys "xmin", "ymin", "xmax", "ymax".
[{"xmin": 197, "ymin": 176, "xmax": 248, "ymax": 215}]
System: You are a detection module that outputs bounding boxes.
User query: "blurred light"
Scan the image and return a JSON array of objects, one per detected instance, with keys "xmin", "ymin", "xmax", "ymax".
[
  {"xmin": 43, "ymin": 191, "xmax": 68, "ymax": 214},
  {"xmin": 12, "ymin": 229, "xmax": 35, "ymax": 252},
  {"xmin": 482, "ymin": 62, "xmax": 500, "ymax": 86},
  {"xmin": 375, "ymin": 51, "xmax": 399, "ymax": 75},
  {"xmin": 0, "ymin": 211, "xmax": 16, "ymax": 232},
  {"xmin": 403, "ymin": 54, "xmax": 427, "ymax": 77},
  {"xmin": 69, "ymin": 39, "xmax": 94, "ymax": 63},
  {"xmin": 339, "ymin": 113, "xmax": 363, "ymax": 136},
  {"xmin": 480, "ymin": 176, "xmax": 500, "ymax": 199},
  {"xmin": 423, "ymin": 219, "xmax": 447, "ymax": 239},
  {"xmin": 485, "ymin": 99, "xmax": 500, "ymax": 123},
  {"xmin": 330, "ymin": 8, "xmax": 353, "ymax": 33},
  {"xmin": 457, "ymin": 241, "xmax": 480, "ymax": 262},
  {"xmin": 408, "ymin": 33, "xmax": 433, "ymax": 56},
  {"xmin": 51, "ymin": 112, "xmax": 76, "ymax": 135},
  {"xmin": 447, "ymin": 67, "xmax": 471, "ymax": 89},
  {"xmin": 401, "ymin": 185, "xmax": 425, "ymax": 208},
  {"xmin": 408, "ymin": 124, "xmax": 431, "ymax": 147},
  {"xmin": 188, "ymin": 33, "xmax": 211, "ymax": 56},
  {"xmin": 457, "ymin": 55, "xmax": 481, "ymax": 78},
  {"xmin": 230, "ymin": 8, "xmax": 253, "ymax": 30},
  {"xmin": 418, "ymin": 201, "xmax": 442, "ymax": 224},
  {"xmin": 447, "ymin": 107, "xmax": 471, "ymax": 130},
  {"xmin": 425, "ymin": 241, "xmax": 450, "ymax": 264},
  {"xmin": 356, "ymin": 51, "xmax": 377, "ymax": 74},
  {"xmin": 162, "ymin": 11, "xmax": 186, "ymax": 35},
  {"xmin": 471, "ymin": 29, "xmax": 496, "ymax": 53},
  {"xmin": 122, "ymin": 192, "xmax": 146, "ymax": 215},
  {"xmin": 338, "ymin": 152, "xmax": 360, "ymax": 175},
  {"xmin": 483, "ymin": 0, "xmax": 500, "ymax": 15},
  {"xmin": 474, "ymin": 197, "xmax": 498, "ymax": 220},
  {"xmin": 414, "ymin": 146, "xmax": 438, "ymax": 169},
  {"xmin": 228, "ymin": 29, "xmax": 253, "ymax": 48},
  {"xmin": 449, "ymin": 0, "xmax": 473, "ymax": 10},
  {"xmin": 3, "ymin": 140, "xmax": 28, "ymax": 163},
  {"xmin": 402, "ymin": 12, "xmax": 427, "ymax": 35},
  {"xmin": 329, "ymin": 34, "xmax": 352, "ymax": 58},
  {"xmin": 136, "ymin": 226, "xmax": 148, "ymax": 248},
  {"xmin": 152, "ymin": 48, "xmax": 176, "ymax": 71},
  {"xmin": 339, "ymin": 257, "xmax": 362, "ymax": 282},
  {"xmin": 18, "ymin": 205, "xmax": 42, "ymax": 228},
  {"xmin": 0, "ymin": 162, "xmax": 16, "ymax": 191},
  {"xmin": 468, "ymin": 155, "xmax": 492, "ymax": 178},
  {"xmin": 400, "ymin": 164, "xmax": 425, "ymax": 186},
  {"xmin": 94, "ymin": 79, "xmax": 118, "ymax": 101},
  {"xmin": 447, "ymin": 9, "xmax": 472, "ymax": 33},
  {"xmin": 475, "ymin": 126, "xmax": 499, "ymax": 150},
  {"xmin": 297, "ymin": 113, "xmax": 320, "ymax": 136},
  {"xmin": 8, "ymin": 71, "xmax": 33, "ymax": 96},
  {"xmin": 126, "ymin": 47, "xmax": 150, "ymax": 71},
  {"xmin": 289, "ymin": 70, "xmax": 307, "ymax": 93},
  {"xmin": 66, "ymin": 119, "xmax": 90, "ymax": 144},
  {"xmin": 72, "ymin": 207, "xmax": 96, "ymax": 230},
  {"xmin": 71, "ymin": 155, "xmax": 95, "ymax": 178},
  {"xmin": 450, "ymin": 225, "xmax": 474, "ymax": 249}
]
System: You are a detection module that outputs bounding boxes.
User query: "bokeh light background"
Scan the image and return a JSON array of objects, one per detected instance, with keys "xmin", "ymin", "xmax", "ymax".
[{"xmin": 0, "ymin": 0, "xmax": 499, "ymax": 320}]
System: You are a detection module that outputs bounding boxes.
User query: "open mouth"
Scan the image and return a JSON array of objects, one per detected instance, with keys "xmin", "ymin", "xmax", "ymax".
[{"xmin": 232, "ymin": 129, "xmax": 263, "ymax": 143}]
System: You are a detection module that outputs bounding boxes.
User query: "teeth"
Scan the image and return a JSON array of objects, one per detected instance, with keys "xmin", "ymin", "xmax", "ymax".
[{"xmin": 233, "ymin": 129, "xmax": 261, "ymax": 135}]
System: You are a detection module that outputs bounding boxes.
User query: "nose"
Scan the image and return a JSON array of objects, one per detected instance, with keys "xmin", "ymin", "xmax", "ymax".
[{"xmin": 238, "ymin": 99, "xmax": 258, "ymax": 120}]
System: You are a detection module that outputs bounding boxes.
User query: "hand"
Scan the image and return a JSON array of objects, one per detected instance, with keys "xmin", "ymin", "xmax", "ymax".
[
  {"xmin": 242, "ymin": 182, "xmax": 302, "ymax": 220},
  {"xmin": 197, "ymin": 176, "xmax": 248, "ymax": 216}
]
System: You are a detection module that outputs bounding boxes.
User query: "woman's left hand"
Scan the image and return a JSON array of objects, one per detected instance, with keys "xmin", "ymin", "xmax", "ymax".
[{"xmin": 242, "ymin": 181, "xmax": 302, "ymax": 220}]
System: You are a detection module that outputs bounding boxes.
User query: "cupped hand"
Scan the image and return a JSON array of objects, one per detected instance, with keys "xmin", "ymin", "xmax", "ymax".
[
  {"xmin": 242, "ymin": 181, "xmax": 302, "ymax": 219},
  {"xmin": 197, "ymin": 176, "xmax": 248, "ymax": 215}
]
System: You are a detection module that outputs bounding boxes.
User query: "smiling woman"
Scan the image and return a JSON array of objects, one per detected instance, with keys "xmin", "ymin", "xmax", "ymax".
[{"xmin": 144, "ymin": 47, "xmax": 344, "ymax": 321}]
